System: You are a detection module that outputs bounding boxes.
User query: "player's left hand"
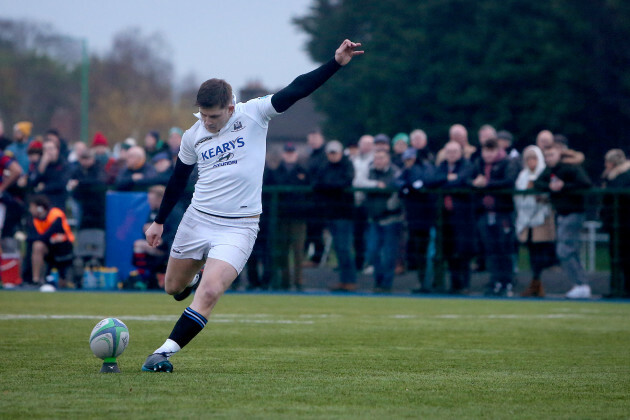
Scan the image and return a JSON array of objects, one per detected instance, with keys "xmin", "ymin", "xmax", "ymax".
[{"xmin": 335, "ymin": 39, "xmax": 364, "ymax": 66}]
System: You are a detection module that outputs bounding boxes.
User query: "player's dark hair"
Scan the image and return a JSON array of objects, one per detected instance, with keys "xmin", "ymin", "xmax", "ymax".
[
  {"xmin": 29, "ymin": 194, "xmax": 51, "ymax": 211},
  {"xmin": 196, "ymin": 79, "xmax": 232, "ymax": 109}
]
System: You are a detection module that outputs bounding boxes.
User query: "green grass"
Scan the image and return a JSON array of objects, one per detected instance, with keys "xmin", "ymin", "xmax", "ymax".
[{"xmin": 1, "ymin": 291, "xmax": 629, "ymax": 419}]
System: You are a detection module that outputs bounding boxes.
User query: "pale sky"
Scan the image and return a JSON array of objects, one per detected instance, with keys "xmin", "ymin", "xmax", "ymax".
[{"xmin": 1, "ymin": 0, "xmax": 317, "ymax": 92}]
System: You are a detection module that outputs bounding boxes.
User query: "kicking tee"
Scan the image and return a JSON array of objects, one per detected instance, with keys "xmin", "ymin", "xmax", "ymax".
[{"xmin": 178, "ymin": 95, "xmax": 280, "ymax": 217}]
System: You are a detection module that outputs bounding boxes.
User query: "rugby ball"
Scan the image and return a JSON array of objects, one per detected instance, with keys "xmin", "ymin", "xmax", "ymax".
[{"xmin": 89, "ymin": 318, "xmax": 129, "ymax": 360}]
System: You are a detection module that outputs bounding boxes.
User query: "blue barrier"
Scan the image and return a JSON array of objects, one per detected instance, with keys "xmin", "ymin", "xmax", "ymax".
[{"xmin": 105, "ymin": 191, "xmax": 150, "ymax": 283}]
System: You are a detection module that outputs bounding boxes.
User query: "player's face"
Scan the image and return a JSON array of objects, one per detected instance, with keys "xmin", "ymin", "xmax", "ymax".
[{"xmin": 199, "ymin": 105, "xmax": 234, "ymax": 133}]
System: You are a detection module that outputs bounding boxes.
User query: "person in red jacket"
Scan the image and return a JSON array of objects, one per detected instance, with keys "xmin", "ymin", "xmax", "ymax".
[{"xmin": 27, "ymin": 195, "xmax": 75, "ymax": 290}]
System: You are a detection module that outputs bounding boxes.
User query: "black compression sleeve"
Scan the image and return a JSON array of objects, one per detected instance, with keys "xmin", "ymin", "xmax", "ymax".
[
  {"xmin": 154, "ymin": 157, "xmax": 195, "ymax": 224},
  {"xmin": 271, "ymin": 58, "xmax": 342, "ymax": 113}
]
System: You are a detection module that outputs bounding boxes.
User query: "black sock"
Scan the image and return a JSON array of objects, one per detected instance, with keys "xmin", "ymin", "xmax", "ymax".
[{"xmin": 168, "ymin": 307, "xmax": 207, "ymax": 349}]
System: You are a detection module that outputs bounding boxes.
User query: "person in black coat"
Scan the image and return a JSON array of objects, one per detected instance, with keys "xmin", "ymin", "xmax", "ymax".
[
  {"xmin": 427, "ymin": 141, "xmax": 476, "ymax": 294},
  {"xmin": 534, "ymin": 142, "xmax": 592, "ymax": 298},
  {"xmin": 470, "ymin": 139, "xmax": 520, "ymax": 296},
  {"xmin": 67, "ymin": 149, "xmax": 107, "ymax": 229},
  {"xmin": 311, "ymin": 140, "xmax": 357, "ymax": 291},
  {"xmin": 265, "ymin": 143, "xmax": 310, "ymax": 290},
  {"xmin": 397, "ymin": 147, "xmax": 436, "ymax": 293},
  {"xmin": 29, "ymin": 139, "xmax": 70, "ymax": 210},
  {"xmin": 303, "ymin": 130, "xmax": 328, "ymax": 266},
  {"xmin": 115, "ymin": 146, "xmax": 157, "ymax": 191},
  {"xmin": 601, "ymin": 149, "xmax": 630, "ymax": 297}
]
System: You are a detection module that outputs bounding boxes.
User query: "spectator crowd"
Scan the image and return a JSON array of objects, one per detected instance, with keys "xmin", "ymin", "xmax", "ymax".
[{"xmin": 1, "ymin": 115, "xmax": 629, "ymax": 298}]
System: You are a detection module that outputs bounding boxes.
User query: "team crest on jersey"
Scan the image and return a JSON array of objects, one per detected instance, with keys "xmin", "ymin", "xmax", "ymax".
[
  {"xmin": 218, "ymin": 152, "xmax": 234, "ymax": 162},
  {"xmin": 231, "ymin": 121, "xmax": 244, "ymax": 132},
  {"xmin": 195, "ymin": 136, "xmax": 213, "ymax": 147}
]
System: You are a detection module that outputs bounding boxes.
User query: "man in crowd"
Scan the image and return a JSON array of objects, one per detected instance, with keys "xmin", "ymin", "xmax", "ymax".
[
  {"xmin": 351, "ymin": 134, "xmax": 375, "ymax": 271},
  {"xmin": 45, "ymin": 129, "xmax": 69, "ymax": 160},
  {"xmin": 265, "ymin": 143, "xmax": 310, "ymax": 290},
  {"xmin": 303, "ymin": 129, "xmax": 328, "ymax": 267},
  {"xmin": 29, "ymin": 139, "xmax": 70, "ymax": 209},
  {"xmin": 429, "ymin": 141, "xmax": 476, "ymax": 294},
  {"xmin": 115, "ymin": 146, "xmax": 157, "ymax": 191},
  {"xmin": 534, "ymin": 142, "xmax": 592, "ymax": 298},
  {"xmin": 312, "ymin": 140, "xmax": 357, "ymax": 291},
  {"xmin": 373, "ymin": 133, "xmax": 391, "ymax": 152},
  {"xmin": 478, "ymin": 124, "xmax": 497, "ymax": 148},
  {"xmin": 397, "ymin": 147, "xmax": 436, "ymax": 293},
  {"xmin": 27, "ymin": 195, "xmax": 75, "ymax": 290},
  {"xmin": 364, "ymin": 149, "xmax": 403, "ymax": 292},
  {"xmin": 391, "ymin": 132, "xmax": 409, "ymax": 169},
  {"xmin": 409, "ymin": 129, "xmax": 434, "ymax": 164},
  {"xmin": 167, "ymin": 127, "xmax": 183, "ymax": 160},
  {"xmin": 601, "ymin": 149, "xmax": 630, "ymax": 297},
  {"xmin": 470, "ymin": 139, "xmax": 520, "ymax": 296},
  {"xmin": 67, "ymin": 149, "xmax": 107, "ymax": 230},
  {"xmin": 536, "ymin": 130, "xmax": 554, "ymax": 151},
  {"xmin": 7, "ymin": 121, "xmax": 33, "ymax": 172},
  {"xmin": 436, "ymin": 124, "xmax": 476, "ymax": 164}
]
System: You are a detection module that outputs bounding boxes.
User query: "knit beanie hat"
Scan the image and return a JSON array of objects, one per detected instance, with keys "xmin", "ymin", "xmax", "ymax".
[
  {"xmin": 392, "ymin": 132, "xmax": 410, "ymax": 146},
  {"xmin": 92, "ymin": 132, "xmax": 108, "ymax": 147},
  {"xmin": 15, "ymin": 121, "xmax": 33, "ymax": 137}
]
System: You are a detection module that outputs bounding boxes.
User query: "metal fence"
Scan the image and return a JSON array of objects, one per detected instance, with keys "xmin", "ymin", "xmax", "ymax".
[{"xmin": 259, "ymin": 186, "xmax": 629, "ymax": 296}]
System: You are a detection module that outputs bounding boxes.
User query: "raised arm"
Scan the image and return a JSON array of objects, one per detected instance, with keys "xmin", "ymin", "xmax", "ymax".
[{"xmin": 271, "ymin": 39, "xmax": 363, "ymax": 113}]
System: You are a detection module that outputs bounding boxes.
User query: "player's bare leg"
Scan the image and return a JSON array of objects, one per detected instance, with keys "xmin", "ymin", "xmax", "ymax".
[
  {"xmin": 143, "ymin": 258, "xmax": 238, "ymax": 372},
  {"xmin": 188, "ymin": 258, "xmax": 238, "ymax": 319},
  {"xmin": 163, "ymin": 256, "xmax": 205, "ymax": 296}
]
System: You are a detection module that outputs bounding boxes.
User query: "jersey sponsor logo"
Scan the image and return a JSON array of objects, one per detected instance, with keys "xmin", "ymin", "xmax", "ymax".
[
  {"xmin": 195, "ymin": 136, "xmax": 213, "ymax": 147},
  {"xmin": 199, "ymin": 137, "xmax": 245, "ymax": 161},
  {"xmin": 211, "ymin": 160, "xmax": 238, "ymax": 168},
  {"xmin": 231, "ymin": 121, "xmax": 244, "ymax": 132}
]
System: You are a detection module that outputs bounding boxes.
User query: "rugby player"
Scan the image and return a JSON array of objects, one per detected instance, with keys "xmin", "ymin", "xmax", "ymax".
[{"xmin": 142, "ymin": 39, "xmax": 363, "ymax": 372}]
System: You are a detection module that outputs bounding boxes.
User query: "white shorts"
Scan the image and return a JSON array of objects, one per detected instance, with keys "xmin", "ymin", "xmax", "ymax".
[{"xmin": 169, "ymin": 207, "xmax": 259, "ymax": 274}]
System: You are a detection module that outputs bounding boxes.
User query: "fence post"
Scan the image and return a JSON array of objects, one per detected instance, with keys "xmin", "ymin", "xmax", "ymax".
[
  {"xmin": 267, "ymin": 188, "xmax": 279, "ymax": 289},
  {"xmin": 610, "ymin": 193, "xmax": 622, "ymax": 296},
  {"xmin": 433, "ymin": 189, "xmax": 445, "ymax": 291}
]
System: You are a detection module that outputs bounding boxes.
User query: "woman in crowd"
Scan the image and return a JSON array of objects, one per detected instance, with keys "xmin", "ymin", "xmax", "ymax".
[{"xmin": 514, "ymin": 145, "xmax": 556, "ymax": 297}]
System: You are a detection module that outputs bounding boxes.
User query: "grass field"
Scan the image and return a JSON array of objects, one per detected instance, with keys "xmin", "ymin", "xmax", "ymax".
[{"xmin": 1, "ymin": 291, "xmax": 629, "ymax": 419}]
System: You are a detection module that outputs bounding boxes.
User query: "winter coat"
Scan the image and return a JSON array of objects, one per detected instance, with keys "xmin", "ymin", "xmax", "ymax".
[
  {"xmin": 69, "ymin": 161, "xmax": 107, "ymax": 229},
  {"xmin": 470, "ymin": 153, "xmax": 520, "ymax": 214},
  {"xmin": 264, "ymin": 161, "xmax": 310, "ymax": 220},
  {"xmin": 397, "ymin": 161, "xmax": 436, "ymax": 231},
  {"xmin": 311, "ymin": 156, "xmax": 355, "ymax": 220},
  {"xmin": 428, "ymin": 159, "xmax": 477, "ymax": 256},
  {"xmin": 534, "ymin": 162, "xmax": 592, "ymax": 215},
  {"xmin": 601, "ymin": 161, "xmax": 630, "ymax": 231},
  {"xmin": 365, "ymin": 164, "xmax": 402, "ymax": 224}
]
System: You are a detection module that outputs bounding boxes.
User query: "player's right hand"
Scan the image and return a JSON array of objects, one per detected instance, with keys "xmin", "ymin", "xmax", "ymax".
[{"xmin": 145, "ymin": 222, "xmax": 164, "ymax": 248}]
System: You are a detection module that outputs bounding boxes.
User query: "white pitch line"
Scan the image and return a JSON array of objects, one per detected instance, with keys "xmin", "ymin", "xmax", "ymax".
[
  {"xmin": 432, "ymin": 314, "xmax": 584, "ymax": 319},
  {"xmin": 0, "ymin": 314, "xmax": 314, "ymax": 324}
]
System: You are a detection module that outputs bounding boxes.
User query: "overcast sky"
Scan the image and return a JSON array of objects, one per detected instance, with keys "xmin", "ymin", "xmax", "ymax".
[{"xmin": 1, "ymin": 0, "xmax": 318, "ymax": 92}]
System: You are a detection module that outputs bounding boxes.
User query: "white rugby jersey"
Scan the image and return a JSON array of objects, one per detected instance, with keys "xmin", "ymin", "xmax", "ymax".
[{"xmin": 178, "ymin": 95, "xmax": 280, "ymax": 217}]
